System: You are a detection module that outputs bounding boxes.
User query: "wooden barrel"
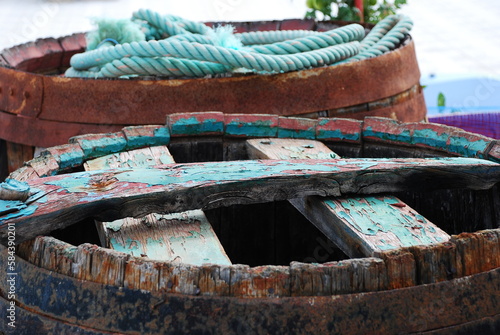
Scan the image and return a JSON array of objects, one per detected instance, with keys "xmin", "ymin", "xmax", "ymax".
[
  {"xmin": 0, "ymin": 114, "xmax": 498, "ymax": 334},
  {"xmin": 0, "ymin": 19, "xmax": 426, "ymax": 177}
]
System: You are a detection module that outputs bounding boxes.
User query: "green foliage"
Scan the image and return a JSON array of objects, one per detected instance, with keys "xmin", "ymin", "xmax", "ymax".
[
  {"xmin": 437, "ymin": 92, "xmax": 446, "ymax": 108},
  {"xmin": 305, "ymin": 0, "xmax": 408, "ymax": 24}
]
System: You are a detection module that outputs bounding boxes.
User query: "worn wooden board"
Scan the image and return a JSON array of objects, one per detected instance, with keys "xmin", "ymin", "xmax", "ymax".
[
  {"xmin": 246, "ymin": 138, "xmax": 451, "ymax": 257},
  {"xmin": 0, "ymin": 157, "xmax": 498, "ymax": 245},
  {"xmin": 85, "ymin": 146, "xmax": 230, "ymax": 266}
]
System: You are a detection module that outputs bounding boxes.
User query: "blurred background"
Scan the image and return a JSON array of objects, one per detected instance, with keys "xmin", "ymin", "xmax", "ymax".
[
  {"xmin": 0, "ymin": 0, "xmax": 499, "ymax": 135},
  {"xmin": 1, "ymin": 0, "xmax": 499, "ymax": 77}
]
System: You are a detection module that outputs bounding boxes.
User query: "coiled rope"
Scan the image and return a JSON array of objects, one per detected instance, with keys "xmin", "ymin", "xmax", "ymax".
[{"xmin": 65, "ymin": 9, "xmax": 412, "ymax": 79}]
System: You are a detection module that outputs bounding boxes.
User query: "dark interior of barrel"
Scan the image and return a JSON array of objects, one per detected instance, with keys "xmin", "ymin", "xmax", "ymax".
[{"xmin": 45, "ymin": 136, "xmax": 499, "ymax": 267}]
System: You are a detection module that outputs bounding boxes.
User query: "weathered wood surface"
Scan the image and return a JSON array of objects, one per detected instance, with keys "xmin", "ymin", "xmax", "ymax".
[
  {"xmin": 85, "ymin": 146, "xmax": 230, "ymax": 266},
  {"xmin": 246, "ymin": 138, "xmax": 450, "ymax": 257},
  {"xmin": 0, "ymin": 157, "xmax": 498, "ymax": 245}
]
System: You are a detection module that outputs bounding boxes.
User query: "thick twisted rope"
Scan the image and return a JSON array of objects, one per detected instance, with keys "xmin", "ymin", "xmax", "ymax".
[{"xmin": 65, "ymin": 10, "xmax": 412, "ymax": 79}]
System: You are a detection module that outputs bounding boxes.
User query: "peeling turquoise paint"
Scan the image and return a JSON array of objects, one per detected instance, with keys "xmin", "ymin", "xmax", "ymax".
[
  {"xmin": 277, "ymin": 127, "xmax": 315, "ymax": 139},
  {"xmin": 317, "ymin": 129, "xmax": 360, "ymax": 142},
  {"xmin": 363, "ymin": 126, "xmax": 412, "ymax": 144},
  {"xmin": 125, "ymin": 127, "xmax": 170, "ymax": 149},
  {"xmin": 412, "ymin": 128, "xmax": 449, "ymax": 150},
  {"xmin": 448, "ymin": 136, "xmax": 489, "ymax": 158},
  {"xmin": 1, "ymin": 178, "xmax": 30, "ymax": 194},
  {"xmin": 225, "ymin": 120, "xmax": 277, "ymax": 137},
  {"xmin": 0, "ymin": 202, "xmax": 37, "ymax": 221},
  {"xmin": 0, "ymin": 200, "xmax": 27, "ymax": 215},
  {"xmin": 58, "ymin": 151, "xmax": 84, "ymax": 170},
  {"xmin": 170, "ymin": 117, "xmax": 224, "ymax": 135},
  {"xmin": 79, "ymin": 136, "xmax": 128, "ymax": 159}
]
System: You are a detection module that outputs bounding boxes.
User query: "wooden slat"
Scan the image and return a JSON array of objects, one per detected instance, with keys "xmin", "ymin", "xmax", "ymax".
[
  {"xmin": 1, "ymin": 156, "xmax": 498, "ymax": 245},
  {"xmin": 85, "ymin": 146, "xmax": 231, "ymax": 266},
  {"xmin": 246, "ymin": 138, "xmax": 451, "ymax": 257}
]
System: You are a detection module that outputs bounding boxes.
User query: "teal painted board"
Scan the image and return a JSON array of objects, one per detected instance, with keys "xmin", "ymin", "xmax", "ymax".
[
  {"xmin": 105, "ymin": 211, "xmax": 231, "ymax": 266},
  {"xmin": 291, "ymin": 196, "xmax": 450, "ymax": 258},
  {"xmin": 1, "ymin": 157, "xmax": 498, "ymax": 245},
  {"xmin": 246, "ymin": 138, "xmax": 451, "ymax": 258}
]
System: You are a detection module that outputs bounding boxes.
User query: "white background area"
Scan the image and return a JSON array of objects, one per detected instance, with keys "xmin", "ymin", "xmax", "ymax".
[{"xmin": 0, "ymin": 0, "xmax": 499, "ymax": 77}]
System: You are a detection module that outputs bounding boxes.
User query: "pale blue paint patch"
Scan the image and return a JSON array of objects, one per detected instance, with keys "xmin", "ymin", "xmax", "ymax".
[
  {"xmin": 2, "ymin": 178, "xmax": 30, "ymax": 193},
  {"xmin": 58, "ymin": 151, "xmax": 85, "ymax": 170},
  {"xmin": 109, "ymin": 237, "xmax": 141, "ymax": 255},
  {"xmin": 277, "ymin": 127, "xmax": 315, "ymax": 139},
  {"xmin": 448, "ymin": 136, "xmax": 489, "ymax": 158},
  {"xmin": 412, "ymin": 128, "xmax": 449, "ymax": 150},
  {"xmin": 317, "ymin": 129, "xmax": 360, "ymax": 142},
  {"xmin": 105, "ymin": 219, "xmax": 125, "ymax": 232},
  {"xmin": 113, "ymin": 160, "xmax": 341, "ymax": 186},
  {"xmin": 170, "ymin": 117, "xmax": 224, "ymax": 136},
  {"xmin": 125, "ymin": 127, "xmax": 170, "ymax": 149},
  {"xmin": 45, "ymin": 173, "xmax": 93, "ymax": 193},
  {"xmin": 363, "ymin": 126, "xmax": 412, "ymax": 144},
  {"xmin": 225, "ymin": 120, "xmax": 277, "ymax": 137},
  {"xmin": 79, "ymin": 136, "xmax": 127, "ymax": 159}
]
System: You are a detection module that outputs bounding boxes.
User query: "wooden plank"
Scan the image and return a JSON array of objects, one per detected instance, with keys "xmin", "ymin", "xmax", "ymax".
[
  {"xmin": 85, "ymin": 146, "xmax": 231, "ymax": 266},
  {"xmin": 102, "ymin": 211, "xmax": 231, "ymax": 266},
  {"xmin": 0, "ymin": 157, "xmax": 498, "ymax": 245},
  {"xmin": 84, "ymin": 145, "xmax": 175, "ymax": 170},
  {"xmin": 246, "ymin": 138, "xmax": 451, "ymax": 257}
]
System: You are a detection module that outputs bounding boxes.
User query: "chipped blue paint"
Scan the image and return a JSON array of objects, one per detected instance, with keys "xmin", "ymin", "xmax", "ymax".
[
  {"xmin": 225, "ymin": 120, "xmax": 277, "ymax": 137},
  {"xmin": 317, "ymin": 129, "xmax": 360, "ymax": 142},
  {"xmin": 411, "ymin": 128, "xmax": 449, "ymax": 150},
  {"xmin": 277, "ymin": 127, "xmax": 315, "ymax": 139},
  {"xmin": 170, "ymin": 117, "xmax": 224, "ymax": 136},
  {"xmin": 1, "ymin": 179, "xmax": 30, "ymax": 194},
  {"xmin": 42, "ymin": 157, "xmax": 498, "ymax": 196},
  {"xmin": 0, "ymin": 200, "xmax": 27, "ymax": 215},
  {"xmin": 325, "ymin": 196, "xmax": 445, "ymax": 248},
  {"xmin": 112, "ymin": 160, "xmax": 341, "ymax": 187},
  {"xmin": 78, "ymin": 136, "xmax": 128, "ymax": 159},
  {"xmin": 58, "ymin": 151, "xmax": 84, "ymax": 170},
  {"xmin": 106, "ymin": 219, "xmax": 125, "ymax": 232},
  {"xmin": 363, "ymin": 126, "xmax": 412, "ymax": 144},
  {"xmin": 109, "ymin": 237, "xmax": 141, "ymax": 255},
  {"xmin": 0, "ymin": 202, "xmax": 37, "ymax": 221},
  {"xmin": 125, "ymin": 127, "xmax": 170, "ymax": 149},
  {"xmin": 448, "ymin": 136, "xmax": 489, "ymax": 158}
]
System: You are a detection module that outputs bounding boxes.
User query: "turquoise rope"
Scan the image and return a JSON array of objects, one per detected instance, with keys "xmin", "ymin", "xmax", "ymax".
[{"xmin": 65, "ymin": 10, "xmax": 412, "ymax": 79}]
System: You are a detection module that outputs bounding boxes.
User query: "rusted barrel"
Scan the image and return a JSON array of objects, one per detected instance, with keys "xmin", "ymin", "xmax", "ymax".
[
  {"xmin": 0, "ymin": 114, "xmax": 498, "ymax": 334},
  {"xmin": 0, "ymin": 19, "xmax": 426, "ymax": 177}
]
